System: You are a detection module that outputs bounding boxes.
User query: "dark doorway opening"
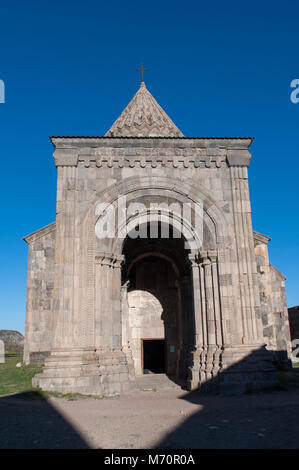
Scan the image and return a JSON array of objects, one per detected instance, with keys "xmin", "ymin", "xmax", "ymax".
[
  {"xmin": 142, "ymin": 339, "xmax": 166, "ymax": 374},
  {"xmin": 121, "ymin": 221, "xmax": 194, "ymax": 384}
]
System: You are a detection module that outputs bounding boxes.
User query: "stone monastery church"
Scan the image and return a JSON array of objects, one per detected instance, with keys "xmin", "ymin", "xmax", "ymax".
[{"xmin": 24, "ymin": 77, "xmax": 292, "ymax": 395}]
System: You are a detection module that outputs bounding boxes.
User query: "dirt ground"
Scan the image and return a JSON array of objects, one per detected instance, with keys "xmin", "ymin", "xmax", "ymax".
[{"xmin": 0, "ymin": 384, "xmax": 299, "ymax": 449}]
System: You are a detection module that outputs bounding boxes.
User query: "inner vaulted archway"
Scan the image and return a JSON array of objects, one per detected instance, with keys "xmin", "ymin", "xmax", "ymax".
[{"xmin": 121, "ymin": 222, "xmax": 193, "ymax": 383}]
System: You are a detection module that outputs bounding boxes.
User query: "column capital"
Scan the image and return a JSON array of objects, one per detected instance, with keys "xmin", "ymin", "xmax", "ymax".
[
  {"xmin": 95, "ymin": 252, "xmax": 124, "ymax": 268},
  {"xmin": 188, "ymin": 252, "xmax": 200, "ymax": 267},
  {"xmin": 189, "ymin": 250, "xmax": 218, "ymax": 266},
  {"xmin": 207, "ymin": 250, "xmax": 218, "ymax": 264},
  {"xmin": 227, "ymin": 149, "xmax": 251, "ymax": 167},
  {"xmin": 199, "ymin": 250, "xmax": 209, "ymax": 265}
]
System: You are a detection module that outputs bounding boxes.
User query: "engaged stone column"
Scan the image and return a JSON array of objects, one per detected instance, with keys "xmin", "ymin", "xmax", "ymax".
[
  {"xmin": 52, "ymin": 166, "xmax": 77, "ymax": 350},
  {"xmin": 200, "ymin": 251, "xmax": 223, "ymax": 384},
  {"xmin": 228, "ymin": 162, "xmax": 263, "ymax": 345},
  {"xmin": 188, "ymin": 252, "xmax": 204, "ymax": 390},
  {"xmin": 95, "ymin": 253, "xmax": 123, "ymax": 348},
  {"xmin": 120, "ymin": 281, "xmax": 135, "ymax": 378},
  {"xmin": 178, "ymin": 276, "xmax": 193, "ymax": 379},
  {"xmin": 189, "ymin": 253, "xmax": 203, "ymax": 347},
  {"xmin": 209, "ymin": 252, "xmax": 224, "ymax": 377},
  {"xmin": 95, "ymin": 252, "xmax": 130, "ymax": 394},
  {"xmin": 187, "ymin": 251, "xmax": 224, "ymax": 391}
]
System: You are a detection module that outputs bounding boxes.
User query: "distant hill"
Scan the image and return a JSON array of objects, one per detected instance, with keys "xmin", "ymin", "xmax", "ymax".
[{"xmin": 0, "ymin": 330, "xmax": 24, "ymax": 350}]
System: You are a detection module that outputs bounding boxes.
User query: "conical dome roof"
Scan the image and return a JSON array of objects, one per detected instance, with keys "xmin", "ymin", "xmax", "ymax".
[{"xmin": 105, "ymin": 81, "xmax": 183, "ymax": 137}]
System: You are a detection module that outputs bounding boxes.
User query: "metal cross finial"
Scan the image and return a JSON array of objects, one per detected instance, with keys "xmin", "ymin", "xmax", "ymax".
[{"xmin": 136, "ymin": 63, "xmax": 149, "ymax": 83}]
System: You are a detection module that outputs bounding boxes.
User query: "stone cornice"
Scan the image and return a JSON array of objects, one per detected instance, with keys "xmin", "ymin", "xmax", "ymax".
[
  {"xmin": 253, "ymin": 230, "xmax": 271, "ymax": 246},
  {"xmin": 51, "ymin": 136, "xmax": 253, "ymax": 148},
  {"xmin": 51, "ymin": 137, "xmax": 253, "ymax": 168}
]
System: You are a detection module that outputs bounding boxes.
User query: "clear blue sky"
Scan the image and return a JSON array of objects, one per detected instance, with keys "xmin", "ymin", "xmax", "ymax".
[{"xmin": 0, "ymin": 0, "xmax": 298, "ymax": 333}]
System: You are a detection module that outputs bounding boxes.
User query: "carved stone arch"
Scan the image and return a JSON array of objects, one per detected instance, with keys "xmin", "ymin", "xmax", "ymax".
[
  {"xmin": 80, "ymin": 175, "xmax": 231, "ymax": 254},
  {"xmin": 81, "ymin": 176, "xmax": 229, "ymax": 230},
  {"xmin": 77, "ymin": 176, "xmax": 233, "ymax": 366}
]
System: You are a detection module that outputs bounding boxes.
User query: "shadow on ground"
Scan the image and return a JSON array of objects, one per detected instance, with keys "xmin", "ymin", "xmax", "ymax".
[
  {"xmin": 155, "ymin": 386, "xmax": 299, "ymax": 449},
  {"xmin": 156, "ymin": 347, "xmax": 299, "ymax": 449},
  {"xmin": 0, "ymin": 391, "xmax": 90, "ymax": 449}
]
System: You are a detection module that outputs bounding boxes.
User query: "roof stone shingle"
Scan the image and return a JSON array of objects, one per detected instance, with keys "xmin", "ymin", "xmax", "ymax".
[{"xmin": 105, "ymin": 81, "xmax": 183, "ymax": 138}]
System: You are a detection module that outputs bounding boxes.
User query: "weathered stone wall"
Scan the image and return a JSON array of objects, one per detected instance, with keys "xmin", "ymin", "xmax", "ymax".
[
  {"xmin": 127, "ymin": 290, "xmax": 164, "ymax": 375},
  {"xmin": 254, "ymin": 232, "xmax": 291, "ymax": 365},
  {"xmin": 23, "ymin": 223, "xmax": 55, "ymax": 364}
]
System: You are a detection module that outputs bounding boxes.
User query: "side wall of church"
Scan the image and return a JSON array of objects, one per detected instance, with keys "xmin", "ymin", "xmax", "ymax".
[
  {"xmin": 23, "ymin": 223, "xmax": 56, "ymax": 364},
  {"xmin": 254, "ymin": 235, "xmax": 292, "ymax": 364}
]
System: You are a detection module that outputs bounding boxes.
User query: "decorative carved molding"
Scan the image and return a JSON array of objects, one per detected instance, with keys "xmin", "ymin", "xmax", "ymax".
[
  {"xmin": 77, "ymin": 147, "xmax": 227, "ymax": 169},
  {"xmin": 78, "ymin": 149, "xmax": 226, "ymax": 169}
]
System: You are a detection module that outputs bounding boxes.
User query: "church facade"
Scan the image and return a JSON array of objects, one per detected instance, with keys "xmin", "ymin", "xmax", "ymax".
[{"xmin": 24, "ymin": 80, "xmax": 291, "ymax": 395}]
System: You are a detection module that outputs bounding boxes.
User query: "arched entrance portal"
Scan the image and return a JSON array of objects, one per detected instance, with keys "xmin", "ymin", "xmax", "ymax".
[{"xmin": 121, "ymin": 222, "xmax": 194, "ymax": 383}]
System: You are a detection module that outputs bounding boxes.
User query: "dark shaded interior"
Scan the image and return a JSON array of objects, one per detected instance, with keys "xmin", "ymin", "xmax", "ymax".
[{"xmin": 143, "ymin": 339, "xmax": 166, "ymax": 374}]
